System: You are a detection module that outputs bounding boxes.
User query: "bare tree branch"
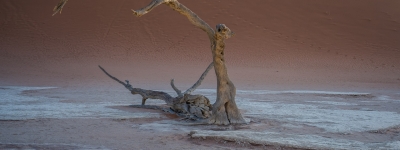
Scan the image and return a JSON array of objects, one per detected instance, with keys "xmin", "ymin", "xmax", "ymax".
[
  {"xmin": 132, "ymin": 0, "xmax": 215, "ymax": 43},
  {"xmin": 132, "ymin": 0, "xmax": 245, "ymax": 124},
  {"xmin": 183, "ymin": 62, "xmax": 214, "ymax": 95},
  {"xmin": 52, "ymin": 0, "xmax": 68, "ymax": 16},
  {"xmin": 170, "ymin": 62, "xmax": 213, "ymax": 97},
  {"xmin": 170, "ymin": 79, "xmax": 183, "ymax": 97},
  {"xmin": 98, "ymin": 65, "xmax": 212, "ymax": 120},
  {"xmin": 131, "ymin": 0, "xmax": 165, "ymax": 17},
  {"xmin": 98, "ymin": 65, "xmax": 132, "ymax": 90},
  {"xmin": 99, "ymin": 65, "xmax": 174, "ymax": 105},
  {"xmin": 53, "ymin": 0, "xmax": 245, "ymax": 124}
]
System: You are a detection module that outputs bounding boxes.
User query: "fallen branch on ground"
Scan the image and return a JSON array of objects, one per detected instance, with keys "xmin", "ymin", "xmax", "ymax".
[{"xmin": 98, "ymin": 62, "xmax": 213, "ymax": 120}]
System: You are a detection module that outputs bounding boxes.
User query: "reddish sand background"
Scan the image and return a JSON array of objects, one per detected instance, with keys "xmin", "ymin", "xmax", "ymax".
[
  {"xmin": 1, "ymin": 1, "xmax": 400, "ymax": 149},
  {"xmin": 1, "ymin": 0, "xmax": 400, "ymax": 90}
]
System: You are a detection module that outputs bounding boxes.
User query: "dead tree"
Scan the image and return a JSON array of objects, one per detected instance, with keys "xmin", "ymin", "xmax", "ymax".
[
  {"xmin": 53, "ymin": 0, "xmax": 246, "ymax": 125},
  {"xmin": 99, "ymin": 63, "xmax": 214, "ymax": 120}
]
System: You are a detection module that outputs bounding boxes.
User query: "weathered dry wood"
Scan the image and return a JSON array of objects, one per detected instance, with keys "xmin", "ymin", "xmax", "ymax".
[
  {"xmin": 99, "ymin": 65, "xmax": 174, "ymax": 105},
  {"xmin": 52, "ymin": 0, "xmax": 246, "ymax": 124},
  {"xmin": 171, "ymin": 62, "xmax": 214, "ymax": 97},
  {"xmin": 98, "ymin": 65, "xmax": 212, "ymax": 120},
  {"xmin": 131, "ymin": 0, "xmax": 246, "ymax": 124},
  {"xmin": 208, "ymin": 24, "xmax": 245, "ymax": 124},
  {"xmin": 131, "ymin": 0, "xmax": 215, "ymax": 43},
  {"xmin": 170, "ymin": 79, "xmax": 182, "ymax": 97},
  {"xmin": 52, "ymin": 0, "xmax": 68, "ymax": 16},
  {"xmin": 184, "ymin": 62, "xmax": 214, "ymax": 95}
]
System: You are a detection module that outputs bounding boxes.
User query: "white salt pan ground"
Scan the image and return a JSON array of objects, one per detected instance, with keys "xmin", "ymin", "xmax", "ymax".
[
  {"xmin": 168, "ymin": 89, "xmax": 400, "ymax": 149},
  {"xmin": 0, "ymin": 86, "xmax": 162, "ymax": 120},
  {"xmin": 1, "ymin": 87, "xmax": 399, "ymax": 149}
]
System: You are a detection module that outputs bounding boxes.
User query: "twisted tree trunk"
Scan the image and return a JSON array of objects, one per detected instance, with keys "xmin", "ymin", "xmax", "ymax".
[
  {"xmin": 52, "ymin": 0, "xmax": 246, "ymax": 125},
  {"xmin": 208, "ymin": 24, "xmax": 245, "ymax": 124}
]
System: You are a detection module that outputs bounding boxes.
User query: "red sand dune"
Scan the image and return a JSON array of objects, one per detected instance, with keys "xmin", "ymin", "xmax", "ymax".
[
  {"xmin": 1, "ymin": 0, "xmax": 399, "ymax": 90},
  {"xmin": 1, "ymin": 1, "xmax": 400, "ymax": 149}
]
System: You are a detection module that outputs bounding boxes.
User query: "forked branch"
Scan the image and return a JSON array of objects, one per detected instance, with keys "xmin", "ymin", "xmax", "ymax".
[
  {"xmin": 53, "ymin": 0, "xmax": 245, "ymax": 124},
  {"xmin": 132, "ymin": 0, "xmax": 245, "ymax": 124},
  {"xmin": 98, "ymin": 65, "xmax": 212, "ymax": 120},
  {"xmin": 171, "ymin": 62, "xmax": 213, "ymax": 97}
]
